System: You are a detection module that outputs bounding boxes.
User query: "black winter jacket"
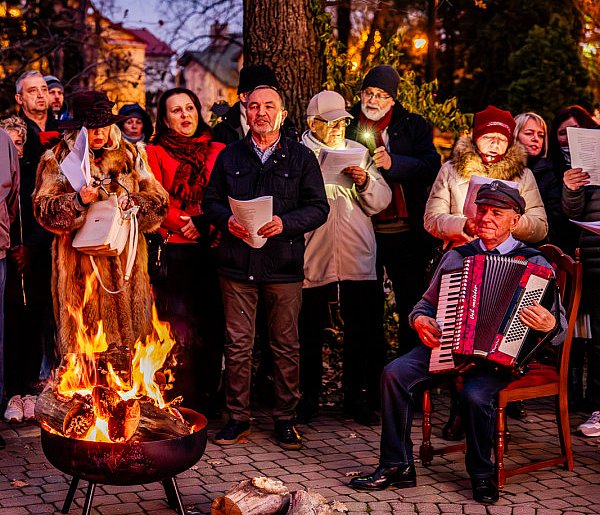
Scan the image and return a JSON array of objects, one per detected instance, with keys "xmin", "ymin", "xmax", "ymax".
[
  {"xmin": 346, "ymin": 102, "xmax": 440, "ymax": 245},
  {"xmin": 202, "ymin": 134, "xmax": 329, "ymax": 283}
]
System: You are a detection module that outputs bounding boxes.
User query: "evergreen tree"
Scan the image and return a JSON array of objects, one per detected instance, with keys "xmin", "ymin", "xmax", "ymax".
[{"xmin": 507, "ymin": 15, "xmax": 592, "ymax": 122}]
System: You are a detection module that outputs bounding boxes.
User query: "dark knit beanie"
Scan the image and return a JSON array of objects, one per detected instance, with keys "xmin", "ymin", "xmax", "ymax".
[
  {"xmin": 361, "ymin": 65, "xmax": 401, "ymax": 100},
  {"xmin": 473, "ymin": 106, "xmax": 516, "ymax": 145},
  {"xmin": 238, "ymin": 65, "xmax": 279, "ymax": 94},
  {"xmin": 44, "ymin": 75, "xmax": 64, "ymax": 92}
]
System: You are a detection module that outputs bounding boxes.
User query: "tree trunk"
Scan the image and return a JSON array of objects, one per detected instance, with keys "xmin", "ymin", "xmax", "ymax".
[
  {"xmin": 211, "ymin": 477, "xmax": 290, "ymax": 515},
  {"xmin": 243, "ymin": 0, "xmax": 325, "ymax": 131}
]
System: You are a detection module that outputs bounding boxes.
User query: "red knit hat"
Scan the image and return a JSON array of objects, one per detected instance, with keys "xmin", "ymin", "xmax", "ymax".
[{"xmin": 472, "ymin": 106, "xmax": 516, "ymax": 145}]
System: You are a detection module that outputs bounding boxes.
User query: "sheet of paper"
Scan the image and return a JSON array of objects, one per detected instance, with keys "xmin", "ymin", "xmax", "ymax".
[
  {"xmin": 462, "ymin": 175, "xmax": 520, "ymax": 219},
  {"xmin": 59, "ymin": 127, "xmax": 91, "ymax": 191},
  {"xmin": 570, "ymin": 219, "xmax": 600, "ymax": 236},
  {"xmin": 318, "ymin": 147, "xmax": 368, "ymax": 187},
  {"xmin": 228, "ymin": 195, "xmax": 273, "ymax": 249},
  {"xmin": 567, "ymin": 127, "xmax": 600, "ymax": 185}
]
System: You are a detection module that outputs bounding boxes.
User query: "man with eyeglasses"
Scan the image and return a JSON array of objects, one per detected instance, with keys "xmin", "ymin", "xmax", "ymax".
[
  {"xmin": 347, "ymin": 65, "xmax": 441, "ymax": 358},
  {"xmin": 298, "ymin": 90, "xmax": 391, "ymax": 424}
]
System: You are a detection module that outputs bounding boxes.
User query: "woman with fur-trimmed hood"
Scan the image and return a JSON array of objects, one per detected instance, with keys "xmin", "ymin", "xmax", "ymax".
[
  {"xmin": 33, "ymin": 91, "xmax": 169, "ymax": 362},
  {"xmin": 425, "ymin": 106, "xmax": 547, "ymax": 249}
]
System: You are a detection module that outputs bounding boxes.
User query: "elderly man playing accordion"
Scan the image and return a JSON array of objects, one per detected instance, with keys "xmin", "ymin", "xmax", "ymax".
[{"xmin": 350, "ymin": 181, "xmax": 567, "ymax": 504}]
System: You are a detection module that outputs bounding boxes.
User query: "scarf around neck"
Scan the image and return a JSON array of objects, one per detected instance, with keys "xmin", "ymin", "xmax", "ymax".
[
  {"xmin": 357, "ymin": 108, "xmax": 394, "ymax": 150},
  {"xmin": 156, "ymin": 129, "xmax": 212, "ymax": 202}
]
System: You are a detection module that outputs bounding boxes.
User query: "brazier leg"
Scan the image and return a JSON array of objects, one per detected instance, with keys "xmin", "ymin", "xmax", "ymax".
[
  {"xmin": 61, "ymin": 476, "xmax": 80, "ymax": 513},
  {"xmin": 81, "ymin": 482, "xmax": 96, "ymax": 515},
  {"xmin": 162, "ymin": 477, "xmax": 186, "ymax": 515}
]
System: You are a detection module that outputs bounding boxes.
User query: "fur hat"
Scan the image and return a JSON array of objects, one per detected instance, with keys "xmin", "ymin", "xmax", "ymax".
[
  {"xmin": 59, "ymin": 91, "xmax": 129, "ymax": 130},
  {"xmin": 238, "ymin": 65, "xmax": 279, "ymax": 94},
  {"xmin": 473, "ymin": 106, "xmax": 516, "ymax": 145},
  {"xmin": 361, "ymin": 65, "xmax": 401, "ymax": 100},
  {"xmin": 475, "ymin": 180, "xmax": 525, "ymax": 214}
]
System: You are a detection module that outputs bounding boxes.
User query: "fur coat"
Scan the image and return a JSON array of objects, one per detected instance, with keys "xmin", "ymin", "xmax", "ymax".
[
  {"xmin": 33, "ymin": 137, "xmax": 169, "ymax": 359},
  {"xmin": 424, "ymin": 137, "xmax": 547, "ymax": 247}
]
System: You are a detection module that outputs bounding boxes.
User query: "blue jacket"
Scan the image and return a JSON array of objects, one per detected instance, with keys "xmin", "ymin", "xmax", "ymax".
[{"xmin": 203, "ymin": 134, "xmax": 329, "ymax": 283}]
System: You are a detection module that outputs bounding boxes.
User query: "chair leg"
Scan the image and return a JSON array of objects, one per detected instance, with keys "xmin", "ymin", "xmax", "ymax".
[
  {"xmin": 495, "ymin": 405, "xmax": 507, "ymax": 489},
  {"xmin": 557, "ymin": 393, "xmax": 574, "ymax": 471},
  {"xmin": 420, "ymin": 389, "xmax": 434, "ymax": 465}
]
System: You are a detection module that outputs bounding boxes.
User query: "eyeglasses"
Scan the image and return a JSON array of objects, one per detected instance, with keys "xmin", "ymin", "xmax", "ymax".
[
  {"xmin": 314, "ymin": 117, "xmax": 351, "ymax": 128},
  {"xmin": 362, "ymin": 91, "xmax": 392, "ymax": 102}
]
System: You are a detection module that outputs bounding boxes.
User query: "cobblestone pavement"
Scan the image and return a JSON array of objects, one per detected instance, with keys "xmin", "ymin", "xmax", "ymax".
[{"xmin": 0, "ymin": 395, "xmax": 599, "ymax": 514}]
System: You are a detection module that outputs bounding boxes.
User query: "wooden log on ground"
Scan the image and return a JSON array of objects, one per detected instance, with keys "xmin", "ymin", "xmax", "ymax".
[
  {"xmin": 211, "ymin": 477, "xmax": 290, "ymax": 515},
  {"xmin": 288, "ymin": 490, "xmax": 348, "ymax": 514}
]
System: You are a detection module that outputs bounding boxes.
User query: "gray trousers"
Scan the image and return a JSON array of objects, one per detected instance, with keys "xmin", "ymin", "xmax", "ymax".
[{"xmin": 220, "ymin": 277, "xmax": 303, "ymax": 421}]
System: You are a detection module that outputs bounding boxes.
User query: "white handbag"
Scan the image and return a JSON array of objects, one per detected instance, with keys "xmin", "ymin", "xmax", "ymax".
[{"xmin": 72, "ymin": 193, "xmax": 139, "ymax": 294}]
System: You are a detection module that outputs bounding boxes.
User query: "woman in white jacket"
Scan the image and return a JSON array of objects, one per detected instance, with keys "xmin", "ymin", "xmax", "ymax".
[
  {"xmin": 424, "ymin": 106, "xmax": 547, "ymax": 249},
  {"xmin": 298, "ymin": 91, "xmax": 392, "ymax": 425}
]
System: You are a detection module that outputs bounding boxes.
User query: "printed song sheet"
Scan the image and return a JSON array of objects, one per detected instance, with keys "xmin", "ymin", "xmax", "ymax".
[
  {"xmin": 567, "ymin": 127, "xmax": 600, "ymax": 185},
  {"xmin": 228, "ymin": 195, "xmax": 273, "ymax": 249},
  {"xmin": 462, "ymin": 175, "xmax": 519, "ymax": 219},
  {"xmin": 318, "ymin": 147, "xmax": 368, "ymax": 187},
  {"xmin": 59, "ymin": 127, "xmax": 91, "ymax": 191}
]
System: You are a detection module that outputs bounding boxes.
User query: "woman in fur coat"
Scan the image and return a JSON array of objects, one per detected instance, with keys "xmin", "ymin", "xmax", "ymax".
[
  {"xmin": 32, "ymin": 91, "xmax": 169, "ymax": 376},
  {"xmin": 425, "ymin": 105, "xmax": 547, "ymax": 249}
]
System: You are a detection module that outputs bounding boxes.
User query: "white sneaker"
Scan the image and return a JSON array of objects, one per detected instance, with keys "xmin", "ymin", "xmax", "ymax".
[
  {"xmin": 22, "ymin": 395, "xmax": 37, "ymax": 421},
  {"xmin": 4, "ymin": 395, "xmax": 24, "ymax": 422},
  {"xmin": 578, "ymin": 411, "xmax": 600, "ymax": 437}
]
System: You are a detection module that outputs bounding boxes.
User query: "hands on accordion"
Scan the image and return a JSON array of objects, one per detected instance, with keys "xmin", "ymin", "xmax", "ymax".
[{"xmin": 429, "ymin": 254, "xmax": 555, "ymax": 374}]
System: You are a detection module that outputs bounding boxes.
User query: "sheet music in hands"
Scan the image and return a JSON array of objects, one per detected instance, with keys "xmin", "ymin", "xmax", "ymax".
[
  {"xmin": 462, "ymin": 175, "xmax": 519, "ymax": 219},
  {"xmin": 567, "ymin": 127, "xmax": 600, "ymax": 185},
  {"xmin": 569, "ymin": 219, "xmax": 600, "ymax": 236},
  {"xmin": 228, "ymin": 195, "xmax": 273, "ymax": 249},
  {"xmin": 59, "ymin": 127, "xmax": 91, "ymax": 191},
  {"xmin": 318, "ymin": 147, "xmax": 368, "ymax": 187}
]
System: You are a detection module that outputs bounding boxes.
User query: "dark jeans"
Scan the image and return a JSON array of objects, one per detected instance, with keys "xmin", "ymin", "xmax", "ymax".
[
  {"xmin": 154, "ymin": 244, "xmax": 225, "ymax": 414},
  {"xmin": 584, "ymin": 279, "xmax": 600, "ymax": 409},
  {"xmin": 299, "ymin": 281, "xmax": 385, "ymax": 408},
  {"xmin": 380, "ymin": 344, "xmax": 510, "ymax": 479},
  {"xmin": 0, "ymin": 258, "xmax": 5, "ymax": 402},
  {"xmin": 220, "ymin": 277, "xmax": 302, "ymax": 421},
  {"xmin": 376, "ymin": 231, "xmax": 428, "ymax": 356}
]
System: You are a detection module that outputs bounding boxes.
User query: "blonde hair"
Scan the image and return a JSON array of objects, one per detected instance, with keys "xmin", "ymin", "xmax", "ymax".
[
  {"xmin": 64, "ymin": 125, "xmax": 123, "ymax": 152},
  {"xmin": 514, "ymin": 112, "xmax": 548, "ymax": 158},
  {"xmin": 0, "ymin": 115, "xmax": 27, "ymax": 143}
]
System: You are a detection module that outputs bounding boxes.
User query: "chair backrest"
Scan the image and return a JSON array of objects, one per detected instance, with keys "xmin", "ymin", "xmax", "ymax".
[{"xmin": 538, "ymin": 244, "xmax": 583, "ymax": 385}]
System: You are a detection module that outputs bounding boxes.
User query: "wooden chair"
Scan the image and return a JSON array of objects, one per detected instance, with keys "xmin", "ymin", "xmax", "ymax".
[{"xmin": 419, "ymin": 244, "xmax": 582, "ymax": 488}]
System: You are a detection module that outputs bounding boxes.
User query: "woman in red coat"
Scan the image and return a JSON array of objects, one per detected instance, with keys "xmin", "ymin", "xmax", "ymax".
[{"xmin": 146, "ymin": 88, "xmax": 225, "ymax": 415}]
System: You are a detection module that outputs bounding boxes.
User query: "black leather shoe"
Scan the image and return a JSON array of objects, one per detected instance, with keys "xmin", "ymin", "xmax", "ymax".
[
  {"xmin": 471, "ymin": 477, "xmax": 499, "ymax": 504},
  {"xmin": 506, "ymin": 401, "xmax": 527, "ymax": 420},
  {"xmin": 274, "ymin": 420, "xmax": 302, "ymax": 450},
  {"xmin": 213, "ymin": 419, "xmax": 250, "ymax": 445},
  {"xmin": 349, "ymin": 465, "xmax": 416, "ymax": 491}
]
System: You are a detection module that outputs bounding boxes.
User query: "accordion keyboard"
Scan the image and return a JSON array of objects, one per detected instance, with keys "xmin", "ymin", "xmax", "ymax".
[{"xmin": 429, "ymin": 271, "xmax": 463, "ymax": 373}]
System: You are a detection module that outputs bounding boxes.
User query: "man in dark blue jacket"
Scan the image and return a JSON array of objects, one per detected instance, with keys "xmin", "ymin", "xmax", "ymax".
[
  {"xmin": 346, "ymin": 65, "xmax": 441, "ymax": 419},
  {"xmin": 203, "ymin": 85, "xmax": 329, "ymax": 450}
]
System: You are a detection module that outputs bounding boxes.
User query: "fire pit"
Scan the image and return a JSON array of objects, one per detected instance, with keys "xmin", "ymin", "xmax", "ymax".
[{"xmin": 41, "ymin": 407, "xmax": 207, "ymax": 515}]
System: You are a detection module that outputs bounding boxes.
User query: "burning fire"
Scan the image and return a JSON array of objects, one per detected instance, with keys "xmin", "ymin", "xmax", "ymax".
[{"xmin": 49, "ymin": 274, "xmax": 180, "ymax": 442}]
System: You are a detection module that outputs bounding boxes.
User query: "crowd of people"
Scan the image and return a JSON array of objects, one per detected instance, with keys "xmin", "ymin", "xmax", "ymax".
[{"xmin": 0, "ymin": 63, "xmax": 598, "ymax": 504}]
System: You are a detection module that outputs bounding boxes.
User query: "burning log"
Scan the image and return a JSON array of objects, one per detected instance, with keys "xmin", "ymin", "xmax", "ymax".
[
  {"xmin": 36, "ymin": 388, "xmax": 191, "ymax": 442},
  {"xmin": 211, "ymin": 477, "xmax": 291, "ymax": 515},
  {"xmin": 35, "ymin": 390, "xmax": 93, "ymax": 437}
]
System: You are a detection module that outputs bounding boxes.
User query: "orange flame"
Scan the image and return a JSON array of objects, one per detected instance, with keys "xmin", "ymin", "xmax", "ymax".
[{"xmin": 55, "ymin": 275, "xmax": 178, "ymax": 441}]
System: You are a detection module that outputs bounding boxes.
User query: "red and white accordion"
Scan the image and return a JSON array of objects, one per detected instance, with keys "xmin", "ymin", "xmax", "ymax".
[{"xmin": 429, "ymin": 254, "xmax": 554, "ymax": 373}]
